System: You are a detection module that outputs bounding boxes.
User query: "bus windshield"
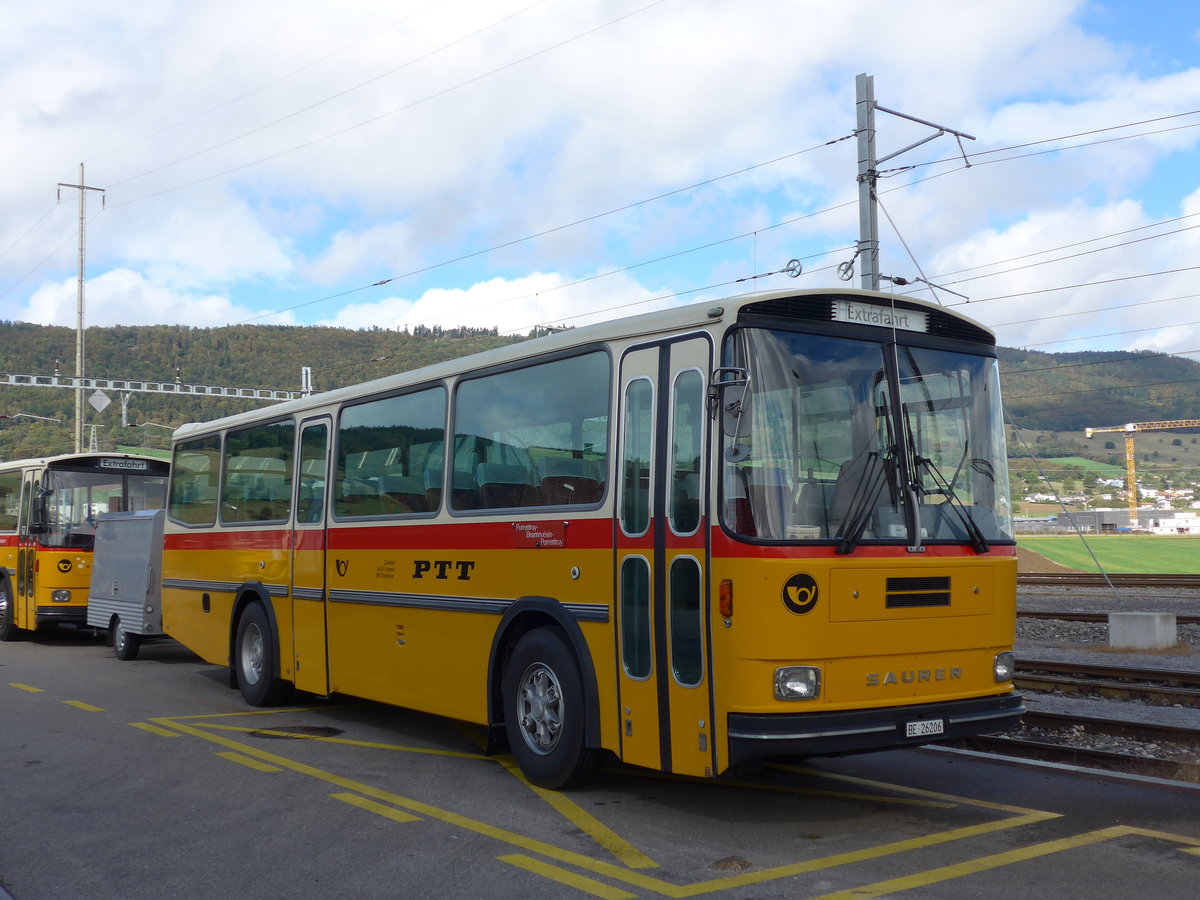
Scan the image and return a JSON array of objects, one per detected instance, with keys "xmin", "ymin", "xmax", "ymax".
[
  {"xmin": 721, "ymin": 327, "xmax": 1013, "ymax": 546},
  {"xmin": 41, "ymin": 469, "xmax": 169, "ymax": 549}
]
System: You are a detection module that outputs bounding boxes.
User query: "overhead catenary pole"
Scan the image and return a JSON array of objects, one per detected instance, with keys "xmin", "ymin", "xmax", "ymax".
[
  {"xmin": 854, "ymin": 74, "xmax": 975, "ymax": 293},
  {"xmin": 57, "ymin": 164, "xmax": 105, "ymax": 453},
  {"xmin": 855, "ymin": 74, "xmax": 880, "ymax": 291}
]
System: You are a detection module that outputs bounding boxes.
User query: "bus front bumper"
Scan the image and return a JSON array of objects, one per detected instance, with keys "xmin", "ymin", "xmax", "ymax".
[
  {"xmin": 36, "ymin": 606, "xmax": 89, "ymax": 627},
  {"xmin": 727, "ymin": 692, "xmax": 1025, "ymax": 765}
]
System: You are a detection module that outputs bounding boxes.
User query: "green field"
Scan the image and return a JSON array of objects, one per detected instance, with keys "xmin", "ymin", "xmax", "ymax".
[
  {"xmin": 1036, "ymin": 456, "xmax": 1126, "ymax": 476},
  {"xmin": 1019, "ymin": 534, "xmax": 1200, "ymax": 574}
]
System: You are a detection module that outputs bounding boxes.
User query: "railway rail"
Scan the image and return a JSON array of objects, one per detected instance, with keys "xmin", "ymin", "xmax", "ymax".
[
  {"xmin": 952, "ymin": 659, "xmax": 1200, "ymax": 783},
  {"xmin": 1019, "ymin": 610, "xmax": 1200, "ymax": 626},
  {"xmin": 1018, "ymin": 572, "xmax": 1200, "ymax": 589}
]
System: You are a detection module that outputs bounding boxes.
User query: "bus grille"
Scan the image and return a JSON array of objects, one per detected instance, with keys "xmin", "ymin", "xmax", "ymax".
[{"xmin": 885, "ymin": 576, "xmax": 951, "ymax": 608}]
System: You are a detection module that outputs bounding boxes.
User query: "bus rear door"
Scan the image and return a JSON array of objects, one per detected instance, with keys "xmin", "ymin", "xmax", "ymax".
[{"xmin": 616, "ymin": 336, "xmax": 715, "ymax": 777}]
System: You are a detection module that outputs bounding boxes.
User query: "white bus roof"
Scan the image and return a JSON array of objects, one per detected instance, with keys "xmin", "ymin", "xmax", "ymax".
[{"xmin": 172, "ymin": 287, "xmax": 994, "ymax": 442}]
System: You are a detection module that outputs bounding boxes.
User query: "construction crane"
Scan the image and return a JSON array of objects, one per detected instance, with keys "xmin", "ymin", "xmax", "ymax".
[{"xmin": 1084, "ymin": 419, "xmax": 1200, "ymax": 528}]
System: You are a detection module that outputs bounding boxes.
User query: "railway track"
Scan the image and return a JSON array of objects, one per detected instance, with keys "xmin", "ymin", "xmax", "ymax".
[
  {"xmin": 1018, "ymin": 572, "xmax": 1200, "ymax": 589},
  {"xmin": 1019, "ymin": 609, "xmax": 1200, "ymax": 626},
  {"xmin": 950, "ymin": 660, "xmax": 1200, "ymax": 783}
]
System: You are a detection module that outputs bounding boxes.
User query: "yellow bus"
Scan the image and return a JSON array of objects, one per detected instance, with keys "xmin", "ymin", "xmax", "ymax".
[
  {"xmin": 162, "ymin": 287, "xmax": 1023, "ymax": 788},
  {"xmin": 0, "ymin": 452, "xmax": 170, "ymax": 641}
]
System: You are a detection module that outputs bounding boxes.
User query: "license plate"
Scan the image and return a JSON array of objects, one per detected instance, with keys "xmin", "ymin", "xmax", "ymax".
[{"xmin": 905, "ymin": 718, "xmax": 944, "ymax": 738}]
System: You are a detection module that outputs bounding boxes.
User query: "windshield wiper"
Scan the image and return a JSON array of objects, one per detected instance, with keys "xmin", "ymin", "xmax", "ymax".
[
  {"xmin": 835, "ymin": 453, "xmax": 891, "ymax": 555},
  {"xmin": 915, "ymin": 456, "xmax": 989, "ymax": 553}
]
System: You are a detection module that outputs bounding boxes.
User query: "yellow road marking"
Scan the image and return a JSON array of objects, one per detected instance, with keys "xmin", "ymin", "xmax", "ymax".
[
  {"xmin": 154, "ymin": 711, "xmax": 1200, "ymax": 898},
  {"xmin": 497, "ymin": 754, "xmax": 659, "ymax": 869},
  {"xmin": 199, "ymin": 722, "xmax": 488, "ymax": 759},
  {"xmin": 64, "ymin": 700, "xmax": 103, "ymax": 712},
  {"xmin": 150, "ymin": 714, "xmax": 1062, "ymax": 899},
  {"xmin": 501, "ymin": 854, "xmax": 637, "ymax": 899},
  {"xmin": 623, "ymin": 768, "xmax": 955, "ymax": 809},
  {"xmin": 770, "ymin": 763, "xmax": 1046, "ymax": 815},
  {"xmin": 130, "ymin": 722, "xmax": 180, "ymax": 737},
  {"xmin": 806, "ymin": 825, "xmax": 1200, "ymax": 900},
  {"xmin": 331, "ymin": 792, "xmax": 421, "ymax": 823},
  {"xmin": 8, "ymin": 682, "xmax": 43, "ymax": 693},
  {"xmin": 215, "ymin": 751, "xmax": 283, "ymax": 772}
]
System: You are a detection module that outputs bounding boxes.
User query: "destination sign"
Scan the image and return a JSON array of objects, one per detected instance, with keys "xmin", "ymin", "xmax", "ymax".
[
  {"xmin": 833, "ymin": 299, "xmax": 928, "ymax": 333},
  {"xmin": 99, "ymin": 458, "xmax": 151, "ymax": 471}
]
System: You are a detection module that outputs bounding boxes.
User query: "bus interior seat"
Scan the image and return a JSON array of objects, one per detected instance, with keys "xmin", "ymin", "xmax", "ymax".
[
  {"xmin": 476, "ymin": 463, "xmax": 537, "ymax": 509},
  {"xmin": 537, "ymin": 457, "xmax": 602, "ymax": 505},
  {"xmin": 379, "ymin": 473, "xmax": 428, "ymax": 513}
]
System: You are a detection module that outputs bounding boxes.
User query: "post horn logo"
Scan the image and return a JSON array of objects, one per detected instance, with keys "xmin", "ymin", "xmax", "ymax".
[
  {"xmin": 57, "ymin": 558, "xmax": 73, "ymax": 573},
  {"xmin": 782, "ymin": 573, "xmax": 818, "ymax": 615},
  {"xmin": 335, "ymin": 559, "xmax": 349, "ymax": 577}
]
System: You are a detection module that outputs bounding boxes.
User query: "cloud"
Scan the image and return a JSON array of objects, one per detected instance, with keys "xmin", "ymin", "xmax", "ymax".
[{"xmin": 20, "ymin": 268, "xmax": 290, "ymax": 328}]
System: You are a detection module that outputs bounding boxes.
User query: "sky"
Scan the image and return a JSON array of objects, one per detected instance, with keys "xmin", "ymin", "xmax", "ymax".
[{"xmin": 3, "ymin": 0, "xmax": 1200, "ymax": 374}]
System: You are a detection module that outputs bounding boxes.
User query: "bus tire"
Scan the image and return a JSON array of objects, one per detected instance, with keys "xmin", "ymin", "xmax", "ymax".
[
  {"xmin": 0, "ymin": 582, "xmax": 20, "ymax": 642},
  {"xmin": 502, "ymin": 627, "xmax": 600, "ymax": 790},
  {"xmin": 235, "ymin": 603, "xmax": 292, "ymax": 707},
  {"xmin": 112, "ymin": 616, "xmax": 141, "ymax": 661}
]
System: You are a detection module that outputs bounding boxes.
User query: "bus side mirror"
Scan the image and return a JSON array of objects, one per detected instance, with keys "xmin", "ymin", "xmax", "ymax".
[
  {"xmin": 709, "ymin": 367, "xmax": 753, "ymax": 438},
  {"xmin": 30, "ymin": 495, "xmax": 48, "ymax": 535}
]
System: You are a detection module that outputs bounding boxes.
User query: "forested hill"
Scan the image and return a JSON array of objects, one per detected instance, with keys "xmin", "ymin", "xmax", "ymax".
[
  {"xmin": 0, "ymin": 321, "xmax": 524, "ymax": 458},
  {"xmin": 0, "ymin": 319, "xmax": 1197, "ymax": 458},
  {"xmin": 996, "ymin": 346, "xmax": 1200, "ymax": 432}
]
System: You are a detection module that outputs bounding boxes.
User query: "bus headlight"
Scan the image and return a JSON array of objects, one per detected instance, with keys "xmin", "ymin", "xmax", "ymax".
[
  {"xmin": 774, "ymin": 666, "xmax": 821, "ymax": 700},
  {"xmin": 993, "ymin": 651, "xmax": 1015, "ymax": 683},
  {"xmin": 51, "ymin": 590, "xmax": 71, "ymax": 603}
]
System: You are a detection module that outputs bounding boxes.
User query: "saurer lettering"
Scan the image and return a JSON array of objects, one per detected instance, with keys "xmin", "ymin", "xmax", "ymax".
[{"xmin": 866, "ymin": 667, "xmax": 962, "ymax": 686}]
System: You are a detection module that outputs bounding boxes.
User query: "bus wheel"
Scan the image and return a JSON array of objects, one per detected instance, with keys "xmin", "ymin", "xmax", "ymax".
[
  {"xmin": 502, "ymin": 628, "xmax": 600, "ymax": 790},
  {"xmin": 0, "ymin": 583, "xmax": 20, "ymax": 642},
  {"xmin": 112, "ymin": 616, "xmax": 141, "ymax": 661},
  {"xmin": 235, "ymin": 603, "xmax": 292, "ymax": 707}
]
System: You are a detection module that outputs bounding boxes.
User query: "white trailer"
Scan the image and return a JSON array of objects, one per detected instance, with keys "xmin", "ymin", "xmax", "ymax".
[{"xmin": 86, "ymin": 509, "xmax": 165, "ymax": 660}]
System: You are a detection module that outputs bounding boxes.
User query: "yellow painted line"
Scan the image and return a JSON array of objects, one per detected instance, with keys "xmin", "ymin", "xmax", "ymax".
[
  {"xmin": 770, "ymin": 763, "xmax": 1050, "ymax": 816},
  {"xmin": 501, "ymin": 854, "xmax": 637, "ymax": 899},
  {"xmin": 198, "ymin": 722, "xmax": 488, "ymax": 759},
  {"xmin": 805, "ymin": 825, "xmax": 1200, "ymax": 900},
  {"xmin": 130, "ymin": 722, "xmax": 181, "ymax": 738},
  {"xmin": 624, "ymin": 768, "xmax": 954, "ymax": 809},
  {"xmin": 331, "ymin": 792, "xmax": 421, "ymax": 823},
  {"xmin": 149, "ymin": 714, "xmax": 1062, "ymax": 900},
  {"xmin": 497, "ymin": 755, "xmax": 659, "ymax": 869},
  {"xmin": 64, "ymin": 700, "xmax": 104, "ymax": 712},
  {"xmin": 215, "ymin": 751, "xmax": 283, "ymax": 773},
  {"xmin": 9, "ymin": 682, "xmax": 44, "ymax": 693}
]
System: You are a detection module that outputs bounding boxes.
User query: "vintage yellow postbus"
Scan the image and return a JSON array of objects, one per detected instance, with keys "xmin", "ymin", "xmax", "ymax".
[
  {"xmin": 0, "ymin": 452, "xmax": 169, "ymax": 641},
  {"xmin": 161, "ymin": 288, "xmax": 1023, "ymax": 788}
]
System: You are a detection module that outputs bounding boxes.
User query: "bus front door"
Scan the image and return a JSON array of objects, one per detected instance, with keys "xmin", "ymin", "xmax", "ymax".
[
  {"xmin": 616, "ymin": 336, "xmax": 715, "ymax": 777},
  {"xmin": 291, "ymin": 419, "xmax": 331, "ymax": 695},
  {"xmin": 16, "ymin": 470, "xmax": 36, "ymax": 631}
]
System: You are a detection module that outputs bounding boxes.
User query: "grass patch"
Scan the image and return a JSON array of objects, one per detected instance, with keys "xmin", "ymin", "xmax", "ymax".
[
  {"xmin": 1018, "ymin": 534, "xmax": 1200, "ymax": 574},
  {"xmin": 1036, "ymin": 456, "xmax": 1126, "ymax": 476}
]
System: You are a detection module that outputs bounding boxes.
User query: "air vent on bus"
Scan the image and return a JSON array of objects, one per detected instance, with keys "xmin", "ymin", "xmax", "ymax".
[{"xmin": 885, "ymin": 576, "xmax": 951, "ymax": 608}]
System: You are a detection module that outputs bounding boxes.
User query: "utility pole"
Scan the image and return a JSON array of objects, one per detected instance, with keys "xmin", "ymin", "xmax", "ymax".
[
  {"xmin": 57, "ymin": 164, "xmax": 105, "ymax": 453},
  {"xmin": 854, "ymin": 74, "xmax": 975, "ymax": 291}
]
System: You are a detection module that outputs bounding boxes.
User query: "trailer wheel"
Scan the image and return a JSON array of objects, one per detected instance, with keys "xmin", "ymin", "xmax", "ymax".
[
  {"xmin": 0, "ymin": 582, "xmax": 20, "ymax": 642},
  {"xmin": 235, "ymin": 603, "xmax": 292, "ymax": 706},
  {"xmin": 113, "ymin": 616, "xmax": 141, "ymax": 661},
  {"xmin": 502, "ymin": 627, "xmax": 600, "ymax": 790}
]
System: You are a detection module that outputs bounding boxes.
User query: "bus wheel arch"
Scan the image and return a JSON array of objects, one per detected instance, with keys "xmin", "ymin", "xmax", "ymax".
[
  {"xmin": 231, "ymin": 587, "xmax": 292, "ymax": 706},
  {"xmin": 492, "ymin": 599, "xmax": 603, "ymax": 789}
]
